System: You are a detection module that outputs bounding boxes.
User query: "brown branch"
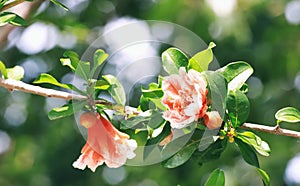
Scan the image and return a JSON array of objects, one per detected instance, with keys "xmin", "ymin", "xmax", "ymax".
[
  {"xmin": 0, "ymin": 0, "xmax": 26, "ymax": 12},
  {"xmin": 1, "ymin": 77, "xmax": 300, "ymax": 139},
  {"xmin": 241, "ymin": 123, "xmax": 300, "ymax": 139},
  {"xmin": 0, "ymin": 78, "xmax": 87, "ymax": 100}
]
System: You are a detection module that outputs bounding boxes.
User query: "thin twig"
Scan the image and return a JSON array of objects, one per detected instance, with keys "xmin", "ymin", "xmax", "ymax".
[
  {"xmin": 0, "ymin": 0, "xmax": 26, "ymax": 12},
  {"xmin": 1, "ymin": 77, "xmax": 300, "ymax": 139},
  {"xmin": 241, "ymin": 123, "xmax": 300, "ymax": 139}
]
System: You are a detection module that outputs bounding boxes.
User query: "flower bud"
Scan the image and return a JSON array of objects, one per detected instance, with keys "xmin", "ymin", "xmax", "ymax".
[{"xmin": 80, "ymin": 112, "xmax": 97, "ymax": 128}]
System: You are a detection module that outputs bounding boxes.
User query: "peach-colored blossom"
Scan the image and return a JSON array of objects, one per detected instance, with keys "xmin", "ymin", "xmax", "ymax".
[
  {"xmin": 73, "ymin": 113, "xmax": 137, "ymax": 171},
  {"xmin": 204, "ymin": 111, "xmax": 223, "ymax": 130},
  {"xmin": 161, "ymin": 67, "xmax": 208, "ymax": 129}
]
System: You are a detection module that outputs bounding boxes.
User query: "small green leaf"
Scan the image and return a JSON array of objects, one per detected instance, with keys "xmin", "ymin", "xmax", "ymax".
[
  {"xmin": 0, "ymin": 12, "xmax": 27, "ymax": 26},
  {"xmin": 235, "ymin": 138, "xmax": 259, "ymax": 168},
  {"xmin": 75, "ymin": 61, "xmax": 90, "ymax": 81},
  {"xmin": 236, "ymin": 131, "xmax": 270, "ymax": 156},
  {"xmin": 257, "ymin": 168, "xmax": 270, "ymax": 186},
  {"xmin": 162, "ymin": 140, "xmax": 200, "ymax": 168},
  {"xmin": 121, "ymin": 115, "xmax": 150, "ymax": 129},
  {"xmin": 188, "ymin": 42, "xmax": 216, "ymax": 72},
  {"xmin": 61, "ymin": 51, "xmax": 79, "ymax": 71},
  {"xmin": 227, "ymin": 90, "xmax": 250, "ymax": 127},
  {"xmin": 50, "ymin": 0, "xmax": 69, "ymax": 11},
  {"xmin": 90, "ymin": 49, "xmax": 108, "ymax": 77},
  {"xmin": 139, "ymin": 95, "xmax": 150, "ymax": 112},
  {"xmin": 94, "ymin": 80, "xmax": 110, "ymax": 90},
  {"xmin": 141, "ymin": 88, "xmax": 164, "ymax": 99},
  {"xmin": 217, "ymin": 61, "xmax": 253, "ymax": 91},
  {"xmin": 162, "ymin": 47, "xmax": 189, "ymax": 74},
  {"xmin": 204, "ymin": 168, "xmax": 225, "ymax": 186},
  {"xmin": 103, "ymin": 75, "xmax": 126, "ymax": 105},
  {"xmin": 7, "ymin": 65, "xmax": 24, "ymax": 80},
  {"xmin": 275, "ymin": 107, "xmax": 300, "ymax": 123},
  {"xmin": 48, "ymin": 101, "xmax": 86, "ymax": 120},
  {"xmin": 33, "ymin": 73, "xmax": 73, "ymax": 90},
  {"xmin": 0, "ymin": 60, "xmax": 7, "ymax": 78}
]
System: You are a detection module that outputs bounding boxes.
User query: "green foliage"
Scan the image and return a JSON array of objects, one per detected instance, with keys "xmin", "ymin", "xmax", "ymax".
[
  {"xmin": 50, "ymin": 0, "xmax": 69, "ymax": 11},
  {"xmin": 188, "ymin": 42, "xmax": 216, "ymax": 72},
  {"xmin": 48, "ymin": 101, "xmax": 86, "ymax": 120},
  {"xmin": 0, "ymin": 60, "xmax": 7, "ymax": 78},
  {"xmin": 275, "ymin": 107, "xmax": 300, "ymax": 123},
  {"xmin": 0, "ymin": 12, "xmax": 27, "ymax": 26},
  {"xmin": 204, "ymin": 168, "xmax": 225, "ymax": 186},
  {"xmin": 0, "ymin": 61, "xmax": 24, "ymax": 80},
  {"xmin": 102, "ymin": 74, "xmax": 126, "ymax": 105},
  {"xmin": 161, "ymin": 47, "xmax": 189, "ymax": 74},
  {"xmin": 217, "ymin": 62, "xmax": 253, "ymax": 91},
  {"xmin": 227, "ymin": 90, "xmax": 250, "ymax": 127}
]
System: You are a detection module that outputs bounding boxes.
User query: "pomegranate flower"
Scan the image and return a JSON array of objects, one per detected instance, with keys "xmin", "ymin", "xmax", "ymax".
[
  {"xmin": 204, "ymin": 111, "xmax": 223, "ymax": 130},
  {"xmin": 73, "ymin": 112, "xmax": 137, "ymax": 171},
  {"xmin": 162, "ymin": 67, "xmax": 208, "ymax": 129},
  {"xmin": 162, "ymin": 67, "xmax": 222, "ymax": 129}
]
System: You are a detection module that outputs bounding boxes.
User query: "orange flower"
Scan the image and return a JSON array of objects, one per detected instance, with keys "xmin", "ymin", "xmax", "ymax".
[
  {"xmin": 73, "ymin": 112, "xmax": 137, "ymax": 171},
  {"xmin": 162, "ymin": 67, "xmax": 208, "ymax": 129}
]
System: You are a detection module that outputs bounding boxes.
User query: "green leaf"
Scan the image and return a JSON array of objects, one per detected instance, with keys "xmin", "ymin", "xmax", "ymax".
[
  {"xmin": 162, "ymin": 47, "xmax": 189, "ymax": 74},
  {"xmin": 50, "ymin": 0, "xmax": 69, "ymax": 11},
  {"xmin": 275, "ymin": 107, "xmax": 300, "ymax": 123},
  {"xmin": 75, "ymin": 61, "xmax": 90, "ymax": 81},
  {"xmin": 193, "ymin": 139, "xmax": 227, "ymax": 165},
  {"xmin": 257, "ymin": 168, "xmax": 270, "ymax": 186},
  {"xmin": 227, "ymin": 90, "xmax": 250, "ymax": 127},
  {"xmin": 202, "ymin": 71, "xmax": 227, "ymax": 118},
  {"xmin": 0, "ymin": 12, "xmax": 27, "ymax": 26},
  {"xmin": 90, "ymin": 49, "xmax": 108, "ymax": 78},
  {"xmin": 235, "ymin": 138, "xmax": 259, "ymax": 168},
  {"xmin": 103, "ymin": 75, "xmax": 126, "ymax": 105},
  {"xmin": 94, "ymin": 80, "xmax": 110, "ymax": 90},
  {"xmin": 33, "ymin": 73, "xmax": 73, "ymax": 90},
  {"xmin": 142, "ymin": 88, "xmax": 164, "ymax": 99},
  {"xmin": 120, "ymin": 115, "xmax": 150, "ymax": 129},
  {"xmin": 61, "ymin": 51, "xmax": 79, "ymax": 71},
  {"xmin": 143, "ymin": 123, "xmax": 171, "ymax": 160},
  {"xmin": 204, "ymin": 168, "xmax": 225, "ymax": 186},
  {"xmin": 7, "ymin": 65, "xmax": 24, "ymax": 80},
  {"xmin": 0, "ymin": 60, "xmax": 7, "ymax": 78},
  {"xmin": 162, "ymin": 140, "xmax": 200, "ymax": 168},
  {"xmin": 48, "ymin": 101, "xmax": 86, "ymax": 120},
  {"xmin": 139, "ymin": 95, "xmax": 150, "ymax": 112},
  {"xmin": 148, "ymin": 110, "xmax": 165, "ymax": 129},
  {"xmin": 217, "ymin": 61, "xmax": 253, "ymax": 91},
  {"xmin": 236, "ymin": 131, "xmax": 270, "ymax": 156},
  {"xmin": 188, "ymin": 42, "xmax": 216, "ymax": 72}
]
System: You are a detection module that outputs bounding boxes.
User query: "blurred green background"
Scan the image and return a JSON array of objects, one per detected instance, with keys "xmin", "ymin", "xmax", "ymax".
[{"xmin": 1, "ymin": 0, "xmax": 300, "ymax": 185}]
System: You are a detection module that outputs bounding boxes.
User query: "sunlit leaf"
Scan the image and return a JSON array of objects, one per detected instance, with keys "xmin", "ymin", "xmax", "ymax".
[
  {"xmin": 275, "ymin": 107, "xmax": 300, "ymax": 123},
  {"xmin": 235, "ymin": 138, "xmax": 259, "ymax": 168},
  {"xmin": 236, "ymin": 131, "xmax": 270, "ymax": 156},
  {"xmin": 7, "ymin": 65, "xmax": 24, "ymax": 80},
  {"xmin": 204, "ymin": 168, "xmax": 225, "ymax": 186},
  {"xmin": 141, "ymin": 87, "xmax": 164, "ymax": 99},
  {"xmin": 217, "ymin": 61, "xmax": 253, "ymax": 91},
  {"xmin": 48, "ymin": 101, "xmax": 86, "ymax": 120},
  {"xmin": 94, "ymin": 80, "xmax": 110, "ymax": 90},
  {"xmin": 162, "ymin": 47, "xmax": 189, "ymax": 74},
  {"xmin": 61, "ymin": 51, "xmax": 79, "ymax": 71},
  {"xmin": 0, "ymin": 60, "xmax": 7, "ymax": 78},
  {"xmin": 103, "ymin": 75, "xmax": 126, "ymax": 105},
  {"xmin": 227, "ymin": 90, "xmax": 250, "ymax": 127},
  {"xmin": 162, "ymin": 140, "xmax": 200, "ymax": 168},
  {"xmin": 50, "ymin": 0, "xmax": 69, "ymax": 11},
  {"xmin": 33, "ymin": 73, "xmax": 73, "ymax": 90},
  {"xmin": 257, "ymin": 168, "xmax": 270, "ymax": 186},
  {"xmin": 90, "ymin": 49, "xmax": 108, "ymax": 78},
  {"xmin": 188, "ymin": 42, "xmax": 216, "ymax": 72},
  {"xmin": 0, "ymin": 12, "xmax": 27, "ymax": 26}
]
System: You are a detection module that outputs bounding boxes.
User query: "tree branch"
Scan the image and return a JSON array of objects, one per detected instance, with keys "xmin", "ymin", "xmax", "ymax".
[
  {"xmin": 0, "ymin": 78, "xmax": 86, "ymax": 100},
  {"xmin": 0, "ymin": 0, "xmax": 26, "ymax": 12},
  {"xmin": 1, "ymin": 77, "xmax": 300, "ymax": 139},
  {"xmin": 241, "ymin": 123, "xmax": 300, "ymax": 139}
]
